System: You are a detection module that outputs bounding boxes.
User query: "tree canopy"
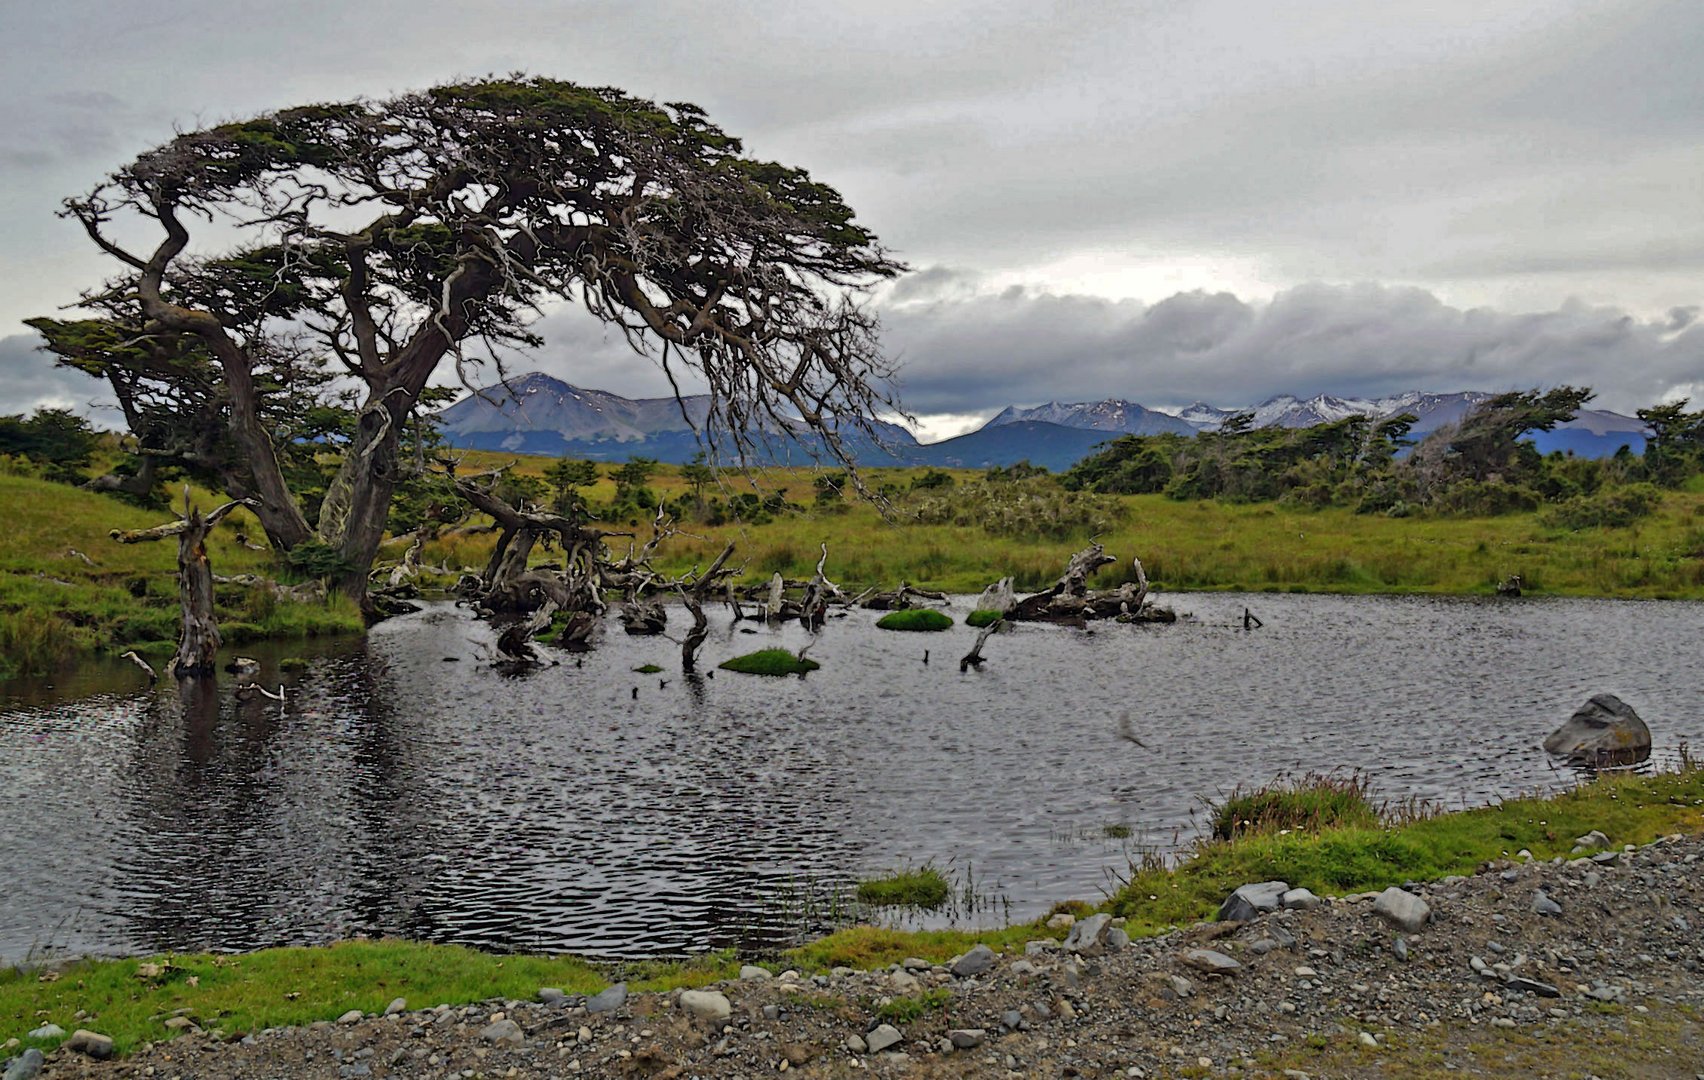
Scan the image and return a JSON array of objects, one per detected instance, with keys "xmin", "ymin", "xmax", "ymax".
[{"xmin": 33, "ymin": 76, "xmax": 904, "ymax": 611}]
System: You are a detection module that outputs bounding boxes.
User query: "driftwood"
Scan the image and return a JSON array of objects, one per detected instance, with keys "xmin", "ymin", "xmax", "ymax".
[
  {"xmin": 861, "ymin": 583, "xmax": 950, "ymax": 611},
  {"xmin": 1010, "ymin": 543, "xmax": 1173, "ymax": 625},
  {"xmin": 120, "ymin": 650, "xmax": 159, "ymax": 683},
  {"xmin": 494, "ymin": 599, "xmax": 560, "ymax": 667},
  {"xmin": 679, "ymin": 542, "xmax": 740, "ymax": 672},
  {"xmin": 959, "ymin": 618, "xmax": 1003, "ymax": 671},
  {"xmin": 111, "ymin": 494, "xmax": 256, "ymax": 677}
]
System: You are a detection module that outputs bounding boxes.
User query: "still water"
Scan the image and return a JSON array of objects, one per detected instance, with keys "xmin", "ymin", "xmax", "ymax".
[{"xmin": 2, "ymin": 593, "xmax": 1700, "ymax": 963}]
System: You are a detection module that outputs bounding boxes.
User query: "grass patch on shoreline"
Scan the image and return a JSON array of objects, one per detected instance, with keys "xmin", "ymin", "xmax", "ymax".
[
  {"xmin": 874, "ymin": 608, "xmax": 953, "ymax": 632},
  {"xmin": 854, "ymin": 865, "xmax": 952, "ymax": 909}
]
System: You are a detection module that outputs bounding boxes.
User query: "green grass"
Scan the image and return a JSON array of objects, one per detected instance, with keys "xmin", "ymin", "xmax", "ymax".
[
  {"xmin": 1107, "ymin": 764, "xmax": 1704, "ymax": 937},
  {"xmin": 633, "ymin": 663, "xmax": 664, "ymax": 674},
  {"xmin": 875, "ymin": 988, "xmax": 951, "ymax": 1024},
  {"xmin": 854, "ymin": 865, "xmax": 952, "ymax": 909},
  {"xmin": 717, "ymin": 648, "xmax": 821, "ymax": 676},
  {"xmin": 873, "ymin": 608, "xmax": 954, "ymax": 631},
  {"xmin": 421, "ymin": 457, "xmax": 1704, "ymax": 600},
  {"xmin": 964, "ymin": 609, "xmax": 1003, "ymax": 627},
  {"xmin": 0, "ymin": 474, "xmax": 363, "ymax": 679}
]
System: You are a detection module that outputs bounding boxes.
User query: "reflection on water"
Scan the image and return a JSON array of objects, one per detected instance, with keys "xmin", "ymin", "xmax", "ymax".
[{"xmin": 2, "ymin": 593, "xmax": 1702, "ymax": 963}]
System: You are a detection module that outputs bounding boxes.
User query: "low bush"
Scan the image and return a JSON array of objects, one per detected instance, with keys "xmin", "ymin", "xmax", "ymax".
[{"xmin": 718, "ymin": 648, "xmax": 820, "ymax": 676}]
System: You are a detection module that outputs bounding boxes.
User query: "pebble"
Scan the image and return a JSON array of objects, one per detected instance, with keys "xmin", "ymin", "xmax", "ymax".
[
  {"xmin": 865, "ymin": 1024, "xmax": 903, "ymax": 1053},
  {"xmin": 947, "ymin": 1028, "xmax": 986, "ymax": 1049},
  {"xmin": 537, "ymin": 988, "xmax": 567, "ymax": 1006},
  {"xmin": 845, "ymin": 1034, "xmax": 867, "ymax": 1053},
  {"xmin": 1281, "ymin": 887, "xmax": 1322, "ymax": 911},
  {"xmin": 1181, "ymin": 949, "xmax": 1242, "ymax": 975},
  {"xmin": 383, "ymin": 997, "xmax": 408, "ymax": 1016},
  {"xmin": 1393, "ymin": 936, "xmax": 1410, "ymax": 961},
  {"xmin": 739, "ymin": 965, "xmax": 772, "ymax": 981},
  {"xmin": 336, "ymin": 1010, "xmax": 363, "ymax": 1025},
  {"xmin": 586, "ymin": 983, "xmax": 627, "ymax": 1014},
  {"xmin": 1359, "ymin": 1032, "xmax": 1379, "ymax": 1048},
  {"xmin": 951, "ymin": 943, "xmax": 996, "ymax": 977},
  {"xmin": 2, "ymin": 1049, "xmax": 44, "ymax": 1080},
  {"xmin": 1532, "ymin": 890, "xmax": 1564, "ymax": 916},
  {"xmin": 479, "ymin": 1019, "xmax": 523, "ymax": 1048},
  {"xmin": 1372, "ymin": 886, "xmax": 1432, "ymax": 933},
  {"xmin": 23, "ymin": 1026, "xmax": 62, "ymax": 1041}
]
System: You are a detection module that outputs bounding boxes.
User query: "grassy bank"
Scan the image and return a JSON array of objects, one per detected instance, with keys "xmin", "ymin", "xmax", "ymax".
[
  {"xmin": 0, "ymin": 474, "xmax": 363, "ymax": 679},
  {"xmin": 7, "ymin": 764, "xmax": 1702, "ymax": 1057},
  {"xmin": 433, "ymin": 454, "xmax": 1704, "ymax": 599}
]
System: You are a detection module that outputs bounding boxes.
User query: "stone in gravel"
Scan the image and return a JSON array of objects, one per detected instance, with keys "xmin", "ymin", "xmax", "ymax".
[
  {"xmin": 1250, "ymin": 938, "xmax": 1280, "ymax": 955},
  {"xmin": 866, "ymin": 1024, "xmax": 903, "ymax": 1053},
  {"xmin": 1592, "ymin": 851, "xmax": 1621, "ymax": 867},
  {"xmin": 1010, "ymin": 959, "xmax": 1037, "ymax": 976},
  {"xmin": 1543, "ymin": 693, "xmax": 1651, "ymax": 764},
  {"xmin": 586, "ymin": 983, "xmax": 627, "ymax": 1014},
  {"xmin": 479, "ymin": 1019, "xmax": 523, "ymax": 1047},
  {"xmin": 3, "ymin": 1049, "xmax": 44, "ymax": 1080},
  {"xmin": 889, "ymin": 970, "xmax": 921, "ymax": 993},
  {"xmin": 901, "ymin": 956, "xmax": 931, "ymax": 971},
  {"xmin": 1281, "ymin": 888, "xmax": 1322, "ymax": 911},
  {"xmin": 1181, "ymin": 949, "xmax": 1242, "ymax": 976},
  {"xmin": 1393, "ymin": 936, "xmax": 1410, "ymax": 961},
  {"xmin": 1218, "ymin": 880, "xmax": 1289, "ymax": 922},
  {"xmin": 1372, "ymin": 886, "xmax": 1432, "ymax": 933},
  {"xmin": 1167, "ymin": 974, "xmax": 1196, "ymax": 998},
  {"xmin": 762, "ymin": 1004, "xmax": 780, "ymax": 1021},
  {"xmin": 1046, "ymin": 912, "xmax": 1076, "ymax": 929},
  {"xmin": 1506, "ymin": 977, "xmax": 1561, "ymax": 998},
  {"xmin": 1574, "ymin": 830, "xmax": 1611, "ymax": 851},
  {"xmin": 1001, "ymin": 1010, "xmax": 1023, "ymax": 1029},
  {"xmin": 1025, "ymin": 939, "xmax": 1059, "ymax": 955},
  {"xmin": 845, "ymin": 1034, "xmax": 867, "ymax": 1053},
  {"xmin": 782, "ymin": 1043, "xmax": 814, "ymax": 1066},
  {"xmin": 1106, "ymin": 927, "xmax": 1131, "ymax": 950},
  {"xmin": 679, "ymin": 989, "xmax": 731, "ymax": 1022},
  {"xmin": 948, "ymin": 1029, "xmax": 986, "ymax": 1049},
  {"xmin": 1532, "ymin": 890, "xmax": 1563, "ymax": 916},
  {"xmin": 63, "ymin": 1030, "xmax": 113, "ymax": 1060},
  {"xmin": 1358, "ymin": 1032, "xmax": 1379, "ymax": 1049},
  {"xmin": 336, "ymin": 1009, "xmax": 363, "ymax": 1024},
  {"xmin": 739, "ymin": 965, "xmax": 772, "ymax": 980},
  {"xmin": 951, "ymin": 943, "xmax": 995, "ymax": 977},
  {"xmin": 1064, "ymin": 913, "xmax": 1112, "ymax": 953},
  {"xmin": 23, "ymin": 1026, "xmax": 62, "ymax": 1041},
  {"xmin": 384, "ymin": 997, "xmax": 408, "ymax": 1016},
  {"xmin": 537, "ymin": 987, "xmax": 566, "ymax": 1006}
]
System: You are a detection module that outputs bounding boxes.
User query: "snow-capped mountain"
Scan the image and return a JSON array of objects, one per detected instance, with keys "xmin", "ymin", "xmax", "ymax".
[{"xmin": 985, "ymin": 399, "xmax": 1197, "ymax": 437}]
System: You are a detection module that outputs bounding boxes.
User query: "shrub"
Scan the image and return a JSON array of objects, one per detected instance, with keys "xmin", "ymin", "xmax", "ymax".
[
  {"xmin": 718, "ymin": 648, "xmax": 820, "ymax": 676},
  {"xmin": 1208, "ymin": 772, "xmax": 1381, "ymax": 841},
  {"xmin": 1541, "ymin": 483, "xmax": 1663, "ymax": 530},
  {"xmin": 875, "ymin": 608, "xmax": 953, "ymax": 632}
]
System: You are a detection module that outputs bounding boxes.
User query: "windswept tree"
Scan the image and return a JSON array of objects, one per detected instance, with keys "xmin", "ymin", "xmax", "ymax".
[{"xmin": 35, "ymin": 76, "xmax": 904, "ymax": 614}]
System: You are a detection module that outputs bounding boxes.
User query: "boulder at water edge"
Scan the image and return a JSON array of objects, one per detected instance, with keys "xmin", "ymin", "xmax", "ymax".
[
  {"xmin": 1543, "ymin": 694, "xmax": 1651, "ymax": 765},
  {"xmin": 1218, "ymin": 880, "xmax": 1289, "ymax": 922}
]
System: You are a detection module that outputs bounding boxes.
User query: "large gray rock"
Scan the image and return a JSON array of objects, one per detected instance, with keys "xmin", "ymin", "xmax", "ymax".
[
  {"xmin": 679, "ymin": 990, "xmax": 731, "ymax": 1022},
  {"xmin": 1372, "ymin": 887, "xmax": 1432, "ymax": 933},
  {"xmin": 1062, "ymin": 913, "xmax": 1112, "ymax": 953},
  {"xmin": 63, "ymin": 1031, "xmax": 114, "ymax": 1060},
  {"xmin": 1218, "ymin": 880, "xmax": 1289, "ymax": 922},
  {"xmin": 3, "ymin": 1049, "xmax": 45, "ymax": 1080},
  {"xmin": 1281, "ymin": 887, "xmax": 1322, "ymax": 911},
  {"xmin": 1543, "ymin": 694, "xmax": 1651, "ymax": 765}
]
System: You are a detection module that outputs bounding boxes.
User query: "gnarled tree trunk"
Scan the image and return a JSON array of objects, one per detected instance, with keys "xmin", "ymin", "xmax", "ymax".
[{"xmin": 112, "ymin": 496, "xmax": 255, "ymax": 678}]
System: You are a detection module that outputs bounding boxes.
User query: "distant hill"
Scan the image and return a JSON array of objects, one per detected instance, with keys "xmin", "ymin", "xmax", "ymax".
[{"xmin": 434, "ymin": 372, "xmax": 1649, "ymax": 468}]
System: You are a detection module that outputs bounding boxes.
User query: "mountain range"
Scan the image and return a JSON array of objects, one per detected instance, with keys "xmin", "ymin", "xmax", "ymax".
[{"xmin": 434, "ymin": 373, "xmax": 1649, "ymax": 471}]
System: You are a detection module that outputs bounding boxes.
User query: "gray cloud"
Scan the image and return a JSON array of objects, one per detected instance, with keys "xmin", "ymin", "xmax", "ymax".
[
  {"xmin": 0, "ymin": 334, "xmax": 119, "ymax": 420},
  {"xmin": 879, "ymin": 277, "xmax": 1704, "ymax": 416}
]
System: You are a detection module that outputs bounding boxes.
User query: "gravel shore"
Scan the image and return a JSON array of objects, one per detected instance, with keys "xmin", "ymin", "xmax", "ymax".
[{"xmin": 18, "ymin": 831, "xmax": 1704, "ymax": 1079}]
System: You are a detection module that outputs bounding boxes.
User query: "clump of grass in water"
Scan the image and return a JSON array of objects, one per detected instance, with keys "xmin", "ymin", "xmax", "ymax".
[
  {"xmin": 1208, "ymin": 770, "xmax": 1382, "ymax": 841},
  {"xmin": 855, "ymin": 865, "xmax": 951, "ymax": 909},
  {"xmin": 718, "ymin": 648, "xmax": 820, "ymax": 676},
  {"xmin": 964, "ymin": 609, "xmax": 1003, "ymax": 628},
  {"xmin": 632, "ymin": 664, "xmax": 663, "ymax": 674},
  {"xmin": 875, "ymin": 608, "xmax": 953, "ymax": 632}
]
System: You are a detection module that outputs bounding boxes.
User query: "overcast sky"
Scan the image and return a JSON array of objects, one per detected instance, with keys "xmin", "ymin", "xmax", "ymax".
[{"xmin": 3, "ymin": 0, "xmax": 1700, "ymax": 438}]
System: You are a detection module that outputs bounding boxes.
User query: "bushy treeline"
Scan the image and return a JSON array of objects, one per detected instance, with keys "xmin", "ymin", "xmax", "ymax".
[
  {"xmin": 1065, "ymin": 387, "xmax": 1704, "ymax": 524},
  {"xmin": 0, "ymin": 408, "xmax": 98, "ymax": 484}
]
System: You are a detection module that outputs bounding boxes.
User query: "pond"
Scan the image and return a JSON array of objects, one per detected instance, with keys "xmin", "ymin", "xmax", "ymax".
[{"xmin": 2, "ymin": 592, "xmax": 1700, "ymax": 964}]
